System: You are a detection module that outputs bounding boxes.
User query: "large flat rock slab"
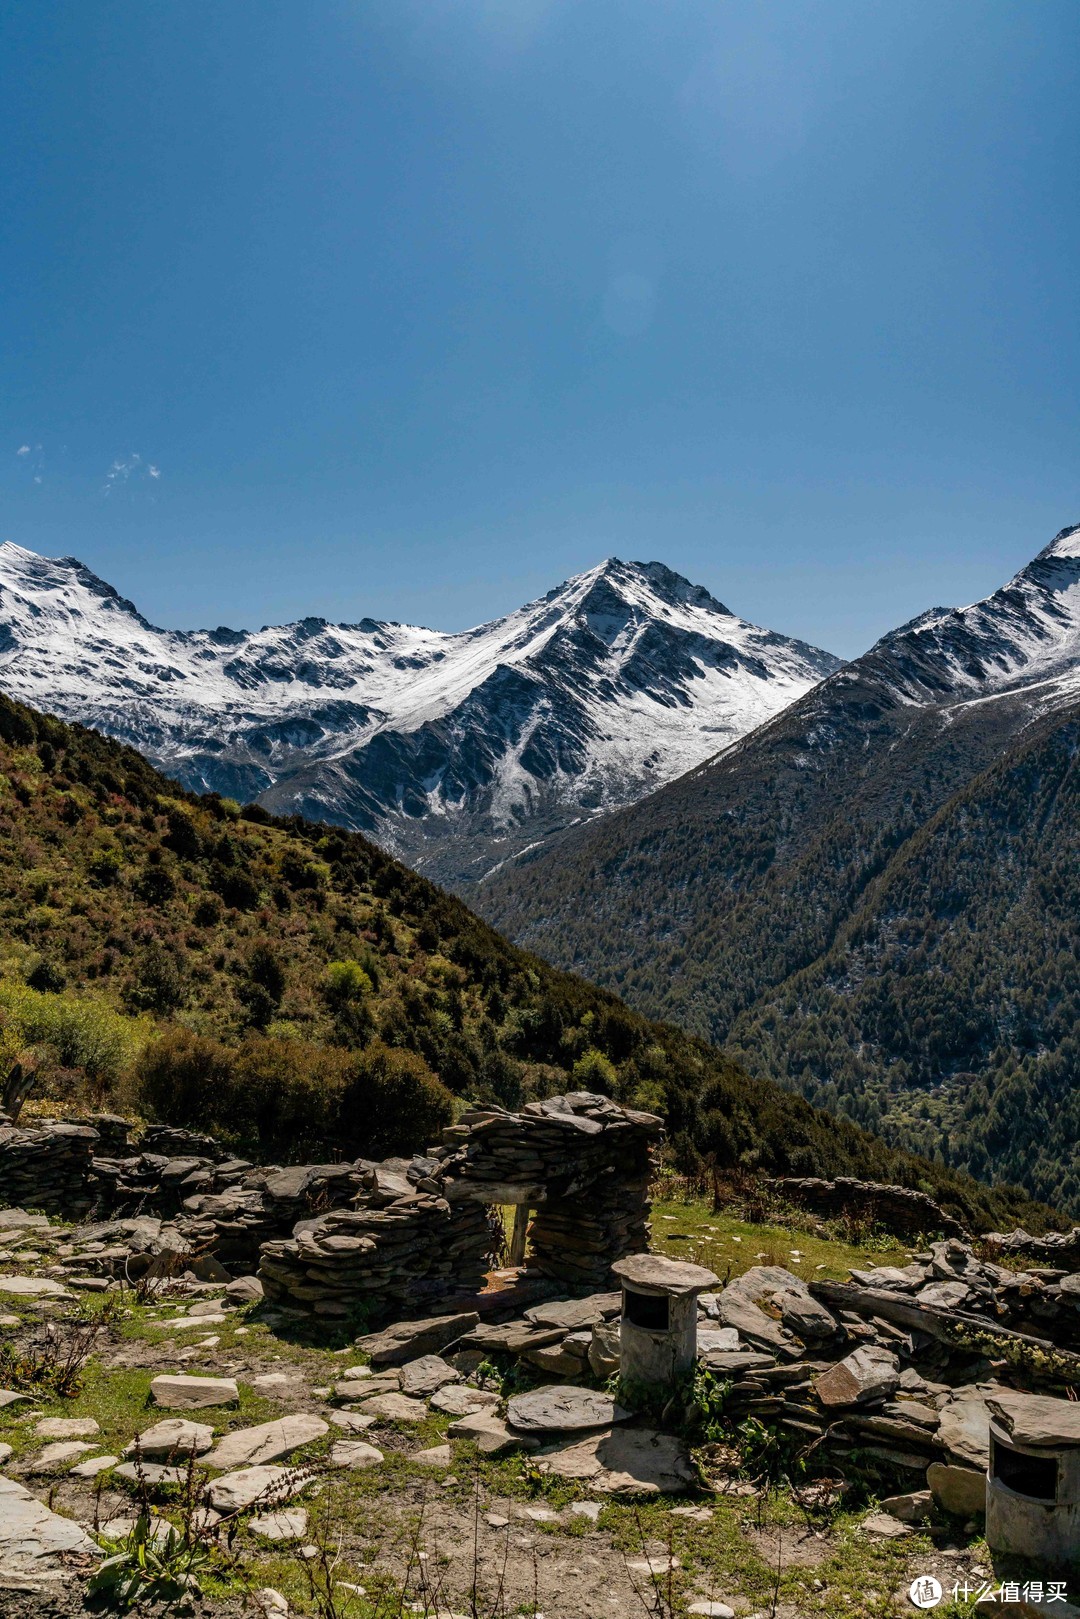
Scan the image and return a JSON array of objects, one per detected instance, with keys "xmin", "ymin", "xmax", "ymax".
[
  {"xmin": 612, "ymin": 1255, "xmax": 719, "ymax": 1294},
  {"xmin": 0, "ymin": 1277, "xmax": 70, "ymax": 1299},
  {"xmin": 937, "ymin": 1387, "xmax": 997, "ymax": 1470},
  {"xmin": 537, "ymin": 1426, "xmax": 696, "ymax": 1494},
  {"xmin": 356, "ymin": 1311, "xmax": 479, "ymax": 1367},
  {"xmin": 430, "ymin": 1385, "xmax": 500, "ymax": 1417},
  {"xmin": 150, "ymin": 1374, "xmax": 239, "ymax": 1410},
  {"xmin": 399, "ymin": 1355, "xmax": 460, "ymax": 1398},
  {"xmin": 328, "ymin": 1441, "xmax": 384, "ymax": 1470},
  {"xmin": 0, "ymin": 1212, "xmax": 51, "ymax": 1232},
  {"xmin": 205, "ymin": 1414, "xmax": 328, "ymax": 1471},
  {"xmin": 355, "ymin": 1392, "xmax": 429, "ymax": 1424},
  {"xmin": 508, "ymin": 1385, "xmax": 629, "ymax": 1434},
  {"xmin": 0, "ymin": 1476, "xmax": 100, "ymax": 1572},
  {"xmin": 204, "ymin": 1465, "xmax": 310, "ymax": 1513},
  {"xmin": 986, "ymin": 1389, "xmax": 1080, "ymax": 1449},
  {"xmin": 523, "ymin": 1294, "xmax": 621, "ymax": 1331},
  {"xmin": 125, "ymin": 1419, "xmax": 214, "ymax": 1459}
]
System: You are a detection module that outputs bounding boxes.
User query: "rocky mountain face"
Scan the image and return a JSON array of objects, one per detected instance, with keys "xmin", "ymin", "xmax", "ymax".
[
  {"xmin": 0, "ymin": 546, "xmax": 839, "ymax": 886},
  {"xmin": 480, "ymin": 524, "xmax": 1080, "ymax": 1209}
]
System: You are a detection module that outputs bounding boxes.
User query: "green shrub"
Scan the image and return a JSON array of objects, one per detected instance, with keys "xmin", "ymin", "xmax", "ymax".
[
  {"xmin": 324, "ymin": 960, "xmax": 373, "ymax": 1005},
  {"xmin": 341, "ymin": 1039, "xmax": 454, "ymax": 1158},
  {"xmin": 0, "ymin": 983, "xmax": 141, "ymax": 1084},
  {"xmin": 571, "ymin": 1046, "xmax": 618, "ymax": 1093}
]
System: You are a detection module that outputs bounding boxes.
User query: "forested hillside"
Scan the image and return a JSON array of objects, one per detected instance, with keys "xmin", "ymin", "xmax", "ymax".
[
  {"xmin": 0, "ymin": 689, "xmax": 1054, "ymax": 1234},
  {"xmin": 481, "ymin": 643, "xmax": 1080, "ymax": 1211},
  {"xmin": 727, "ymin": 706, "xmax": 1080, "ymax": 1209}
]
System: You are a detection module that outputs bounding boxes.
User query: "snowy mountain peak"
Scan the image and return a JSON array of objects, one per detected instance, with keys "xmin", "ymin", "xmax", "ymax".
[
  {"xmin": 828, "ymin": 524, "xmax": 1080, "ymax": 714},
  {"xmin": 0, "ymin": 542, "xmax": 840, "ymax": 885}
]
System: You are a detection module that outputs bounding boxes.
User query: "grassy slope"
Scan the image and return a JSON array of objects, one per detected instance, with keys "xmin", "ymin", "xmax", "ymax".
[{"xmin": 0, "ymin": 690, "xmax": 1059, "ymax": 1233}]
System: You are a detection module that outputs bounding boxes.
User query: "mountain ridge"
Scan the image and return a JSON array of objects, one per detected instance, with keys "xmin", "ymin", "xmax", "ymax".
[
  {"xmin": 478, "ymin": 522, "xmax": 1080, "ymax": 1210},
  {"xmin": 0, "ymin": 543, "xmax": 841, "ymax": 885}
]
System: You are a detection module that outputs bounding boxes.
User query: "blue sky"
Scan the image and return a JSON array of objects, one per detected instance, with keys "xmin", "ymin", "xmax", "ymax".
[{"xmin": 1, "ymin": 0, "xmax": 1077, "ymax": 657}]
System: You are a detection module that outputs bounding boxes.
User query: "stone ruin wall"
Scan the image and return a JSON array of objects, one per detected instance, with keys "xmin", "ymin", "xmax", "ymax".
[
  {"xmin": 773, "ymin": 1175, "xmax": 967, "ymax": 1239},
  {"xmin": 257, "ymin": 1093, "xmax": 664, "ymax": 1317},
  {"xmin": 0, "ymin": 1094, "xmax": 663, "ymax": 1317}
]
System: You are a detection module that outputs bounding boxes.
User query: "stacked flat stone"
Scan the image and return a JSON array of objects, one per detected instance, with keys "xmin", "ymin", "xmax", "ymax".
[
  {"xmin": 258, "ymin": 1190, "xmax": 491, "ymax": 1317},
  {"xmin": 64, "ymin": 1114, "xmax": 132, "ymax": 1156},
  {"xmin": 137, "ymin": 1125, "xmax": 228, "ymax": 1161},
  {"xmin": 984, "ymin": 1225, "xmax": 1080, "ymax": 1271},
  {"xmin": 0, "ymin": 1121, "xmax": 99, "ymax": 1216},
  {"xmin": 433, "ymin": 1094, "xmax": 663, "ymax": 1292},
  {"xmin": 177, "ymin": 1163, "xmax": 371, "ymax": 1270},
  {"xmin": 773, "ymin": 1176, "xmax": 966, "ymax": 1240}
]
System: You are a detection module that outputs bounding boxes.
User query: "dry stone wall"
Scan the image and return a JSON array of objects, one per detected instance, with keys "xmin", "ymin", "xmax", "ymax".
[
  {"xmin": 257, "ymin": 1094, "xmax": 663, "ymax": 1319},
  {"xmin": 0, "ymin": 1120, "xmax": 99, "ymax": 1216},
  {"xmin": 434, "ymin": 1094, "xmax": 662, "ymax": 1292},
  {"xmin": 773, "ymin": 1176, "xmax": 966, "ymax": 1239}
]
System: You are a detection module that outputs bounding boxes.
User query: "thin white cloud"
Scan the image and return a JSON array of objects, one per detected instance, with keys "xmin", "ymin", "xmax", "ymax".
[
  {"xmin": 102, "ymin": 452, "xmax": 162, "ymax": 500},
  {"xmin": 16, "ymin": 445, "xmax": 30, "ymax": 456}
]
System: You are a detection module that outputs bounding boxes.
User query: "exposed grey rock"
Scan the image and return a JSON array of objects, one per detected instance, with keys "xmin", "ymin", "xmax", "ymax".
[
  {"xmin": 328, "ymin": 1441, "xmax": 384, "ymax": 1470},
  {"xmin": 124, "ymin": 1419, "xmax": 214, "ymax": 1458},
  {"xmin": 412, "ymin": 1444, "xmax": 452, "ymax": 1467},
  {"xmin": 355, "ymin": 1392, "xmax": 429, "ymax": 1423},
  {"xmin": 0, "ymin": 1211, "xmax": 50, "ymax": 1231},
  {"xmin": 524, "ymin": 1341, "xmax": 590, "ymax": 1378},
  {"xmin": 250, "ymin": 1373, "xmax": 294, "ymax": 1395},
  {"xmin": 430, "ymin": 1385, "xmax": 500, "ymax": 1417},
  {"xmin": 927, "ymin": 1461, "xmax": 986, "ymax": 1517},
  {"xmin": 588, "ymin": 1319, "xmax": 620, "ymax": 1378},
  {"xmin": 524, "ymin": 1294, "xmax": 621, "ymax": 1331},
  {"xmin": 0, "ymin": 1476, "xmax": 100, "ymax": 1570},
  {"xmin": 328, "ymin": 1411, "xmax": 376, "ymax": 1433},
  {"xmin": 252, "ymin": 1590, "xmax": 290, "ymax": 1619},
  {"xmin": 508, "ymin": 1385, "xmax": 629, "ymax": 1434},
  {"xmin": 98, "ymin": 1517, "xmax": 172, "ymax": 1547},
  {"xmin": 69, "ymin": 1455, "xmax": 118, "ymax": 1478},
  {"xmin": 112, "ymin": 1462, "xmax": 189, "ymax": 1487},
  {"xmin": 447, "ymin": 1413, "xmax": 529, "ymax": 1458},
  {"xmin": 356, "ymin": 1312, "xmax": 480, "ymax": 1367},
  {"xmin": 29, "ymin": 1442, "xmax": 97, "ymax": 1471},
  {"xmin": 205, "ymin": 1414, "xmax": 328, "ymax": 1471},
  {"xmin": 696, "ymin": 1328, "xmax": 740, "ymax": 1355},
  {"xmin": 0, "ymin": 1277, "xmax": 70, "ymax": 1298},
  {"xmin": 34, "ymin": 1418, "xmax": 99, "ymax": 1440},
  {"xmin": 250, "ymin": 1510, "xmax": 308, "ymax": 1541},
  {"xmin": 399, "ymin": 1355, "xmax": 460, "ymax": 1398},
  {"xmin": 937, "ymin": 1388, "xmax": 995, "ymax": 1470},
  {"xmin": 205, "ymin": 1464, "xmax": 310, "ymax": 1512},
  {"xmin": 879, "ymin": 1490, "xmax": 932, "ymax": 1523},
  {"xmin": 985, "ymin": 1388, "xmax": 1080, "ymax": 1449},
  {"xmin": 538, "ymin": 1425, "xmax": 696, "ymax": 1494},
  {"xmin": 225, "ymin": 1275, "xmax": 264, "ymax": 1304},
  {"xmin": 611, "ymin": 1255, "xmax": 718, "ymax": 1294},
  {"xmin": 860, "ymin": 1512, "xmax": 911, "ymax": 1538},
  {"xmin": 150, "ymin": 1374, "xmax": 238, "ymax": 1410},
  {"xmin": 713, "ymin": 1292, "xmax": 791, "ymax": 1355},
  {"xmin": 814, "ymin": 1346, "xmax": 899, "ymax": 1409}
]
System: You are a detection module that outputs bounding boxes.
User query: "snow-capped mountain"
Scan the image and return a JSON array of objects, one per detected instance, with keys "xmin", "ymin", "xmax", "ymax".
[
  {"xmin": 482, "ymin": 520, "xmax": 1080, "ymax": 1029},
  {"xmin": 0, "ymin": 544, "xmax": 841, "ymax": 884},
  {"xmin": 849, "ymin": 521, "xmax": 1080, "ymax": 708}
]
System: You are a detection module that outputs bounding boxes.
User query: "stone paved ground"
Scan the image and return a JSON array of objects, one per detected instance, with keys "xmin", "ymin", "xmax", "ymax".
[{"xmin": 2, "ymin": 1208, "xmax": 1074, "ymax": 1618}]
